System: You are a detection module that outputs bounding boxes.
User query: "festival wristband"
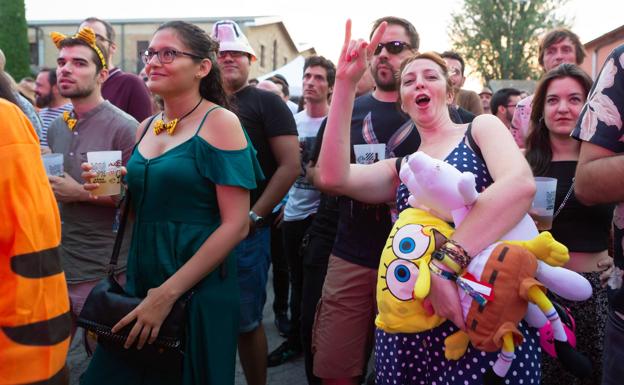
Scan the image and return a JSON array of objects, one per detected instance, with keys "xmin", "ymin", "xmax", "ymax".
[{"xmin": 429, "ymin": 262, "xmax": 458, "ymax": 281}]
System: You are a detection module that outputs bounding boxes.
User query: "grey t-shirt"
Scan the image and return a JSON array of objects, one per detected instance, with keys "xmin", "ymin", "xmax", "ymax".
[{"xmin": 48, "ymin": 100, "xmax": 137, "ymax": 283}]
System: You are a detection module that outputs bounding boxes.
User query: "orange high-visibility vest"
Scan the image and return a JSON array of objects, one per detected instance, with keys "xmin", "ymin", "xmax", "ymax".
[{"xmin": 0, "ymin": 98, "xmax": 70, "ymax": 384}]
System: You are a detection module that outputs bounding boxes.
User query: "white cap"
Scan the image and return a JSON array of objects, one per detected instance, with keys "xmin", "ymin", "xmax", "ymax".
[{"xmin": 211, "ymin": 20, "xmax": 257, "ymax": 61}]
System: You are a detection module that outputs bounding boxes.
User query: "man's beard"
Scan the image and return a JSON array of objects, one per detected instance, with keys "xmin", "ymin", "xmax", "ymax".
[
  {"xmin": 372, "ymin": 60, "xmax": 398, "ymax": 92},
  {"xmin": 35, "ymin": 92, "xmax": 52, "ymax": 108},
  {"xmin": 59, "ymin": 85, "xmax": 95, "ymax": 100}
]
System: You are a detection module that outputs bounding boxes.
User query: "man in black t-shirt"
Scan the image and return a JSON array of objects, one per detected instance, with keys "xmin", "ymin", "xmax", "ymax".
[
  {"xmin": 213, "ymin": 20, "xmax": 300, "ymax": 385},
  {"xmin": 312, "ymin": 17, "xmax": 421, "ymax": 384}
]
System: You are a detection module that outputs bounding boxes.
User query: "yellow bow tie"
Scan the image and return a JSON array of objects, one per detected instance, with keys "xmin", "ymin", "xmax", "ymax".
[
  {"xmin": 63, "ymin": 111, "xmax": 77, "ymax": 131},
  {"xmin": 153, "ymin": 118, "xmax": 179, "ymax": 135}
]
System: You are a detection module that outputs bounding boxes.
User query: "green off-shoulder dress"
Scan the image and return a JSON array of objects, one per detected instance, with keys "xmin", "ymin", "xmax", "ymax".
[{"xmin": 81, "ymin": 107, "xmax": 264, "ymax": 385}]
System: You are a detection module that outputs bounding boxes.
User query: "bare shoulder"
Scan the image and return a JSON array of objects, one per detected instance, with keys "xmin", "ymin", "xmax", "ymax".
[
  {"xmin": 198, "ymin": 106, "xmax": 247, "ymax": 151},
  {"xmin": 470, "ymin": 114, "xmax": 510, "ymax": 140}
]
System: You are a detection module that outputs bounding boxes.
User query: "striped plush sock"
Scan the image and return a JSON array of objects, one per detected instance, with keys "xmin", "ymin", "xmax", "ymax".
[
  {"xmin": 492, "ymin": 350, "xmax": 515, "ymax": 378},
  {"xmin": 546, "ymin": 308, "xmax": 567, "ymax": 341}
]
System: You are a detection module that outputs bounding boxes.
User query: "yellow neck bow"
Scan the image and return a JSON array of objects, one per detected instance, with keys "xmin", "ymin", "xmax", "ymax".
[
  {"xmin": 153, "ymin": 118, "xmax": 179, "ymax": 136},
  {"xmin": 50, "ymin": 27, "xmax": 108, "ymax": 70},
  {"xmin": 63, "ymin": 111, "xmax": 77, "ymax": 131},
  {"xmin": 153, "ymin": 99, "xmax": 203, "ymax": 136}
]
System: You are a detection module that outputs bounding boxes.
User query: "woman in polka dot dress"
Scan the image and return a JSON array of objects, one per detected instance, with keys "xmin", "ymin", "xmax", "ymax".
[{"xmin": 315, "ymin": 22, "xmax": 541, "ymax": 385}]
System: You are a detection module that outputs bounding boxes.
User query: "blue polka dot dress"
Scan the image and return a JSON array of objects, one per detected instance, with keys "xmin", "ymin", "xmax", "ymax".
[{"xmin": 376, "ymin": 137, "xmax": 542, "ymax": 385}]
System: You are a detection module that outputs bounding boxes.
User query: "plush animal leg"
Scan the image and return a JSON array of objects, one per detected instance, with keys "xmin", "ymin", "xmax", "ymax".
[
  {"xmin": 504, "ymin": 231, "xmax": 569, "ymax": 267},
  {"xmin": 535, "ymin": 262, "xmax": 592, "ymax": 301},
  {"xmin": 528, "ymin": 286, "xmax": 592, "ymax": 379},
  {"xmin": 484, "ymin": 333, "xmax": 515, "ymax": 385},
  {"xmin": 444, "ymin": 330, "xmax": 470, "ymax": 360},
  {"xmin": 524, "ymin": 302, "xmax": 548, "ymax": 328}
]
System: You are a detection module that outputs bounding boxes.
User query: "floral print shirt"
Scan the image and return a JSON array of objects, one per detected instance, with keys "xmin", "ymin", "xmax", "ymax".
[{"xmin": 571, "ymin": 44, "xmax": 624, "ymax": 268}]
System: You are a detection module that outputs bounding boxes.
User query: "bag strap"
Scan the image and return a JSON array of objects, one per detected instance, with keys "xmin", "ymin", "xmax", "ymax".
[
  {"xmin": 465, "ymin": 123, "xmax": 484, "ymax": 162},
  {"xmin": 108, "ymin": 190, "xmax": 132, "ymax": 270}
]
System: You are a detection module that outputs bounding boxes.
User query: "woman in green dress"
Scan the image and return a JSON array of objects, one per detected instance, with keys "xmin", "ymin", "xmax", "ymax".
[{"xmin": 80, "ymin": 20, "xmax": 263, "ymax": 384}]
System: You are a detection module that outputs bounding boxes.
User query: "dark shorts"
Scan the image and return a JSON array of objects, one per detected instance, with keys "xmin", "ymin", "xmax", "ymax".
[{"xmin": 602, "ymin": 310, "xmax": 624, "ymax": 385}]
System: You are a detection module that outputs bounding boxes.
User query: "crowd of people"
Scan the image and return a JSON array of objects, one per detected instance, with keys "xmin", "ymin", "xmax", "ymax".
[{"xmin": 1, "ymin": 13, "xmax": 624, "ymax": 385}]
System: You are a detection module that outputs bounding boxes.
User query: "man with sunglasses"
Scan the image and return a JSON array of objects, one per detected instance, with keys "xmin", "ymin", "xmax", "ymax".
[
  {"xmin": 212, "ymin": 20, "xmax": 300, "ymax": 385},
  {"xmin": 79, "ymin": 17, "xmax": 153, "ymax": 122},
  {"xmin": 311, "ymin": 17, "xmax": 421, "ymax": 385}
]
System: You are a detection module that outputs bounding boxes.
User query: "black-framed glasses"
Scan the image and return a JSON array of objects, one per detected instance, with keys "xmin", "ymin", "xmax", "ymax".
[
  {"xmin": 217, "ymin": 50, "xmax": 250, "ymax": 59},
  {"xmin": 95, "ymin": 33, "xmax": 114, "ymax": 45},
  {"xmin": 141, "ymin": 49, "xmax": 204, "ymax": 65},
  {"xmin": 374, "ymin": 41, "xmax": 411, "ymax": 56}
]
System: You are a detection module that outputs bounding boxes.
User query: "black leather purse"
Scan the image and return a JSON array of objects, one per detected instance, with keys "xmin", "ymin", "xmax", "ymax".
[{"xmin": 77, "ymin": 192, "xmax": 190, "ymax": 363}]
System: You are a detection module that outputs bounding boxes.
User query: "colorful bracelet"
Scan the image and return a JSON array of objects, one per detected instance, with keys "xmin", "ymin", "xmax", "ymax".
[
  {"xmin": 431, "ymin": 249, "xmax": 463, "ymax": 274},
  {"xmin": 439, "ymin": 240, "xmax": 471, "ymax": 270}
]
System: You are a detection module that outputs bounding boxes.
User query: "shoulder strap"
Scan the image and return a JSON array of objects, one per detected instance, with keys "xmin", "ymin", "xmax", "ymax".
[
  {"xmin": 108, "ymin": 190, "xmax": 131, "ymax": 270},
  {"xmin": 137, "ymin": 114, "xmax": 159, "ymax": 145},
  {"xmin": 194, "ymin": 106, "xmax": 222, "ymax": 135},
  {"xmin": 395, "ymin": 156, "xmax": 404, "ymax": 175},
  {"xmin": 465, "ymin": 123, "xmax": 484, "ymax": 162}
]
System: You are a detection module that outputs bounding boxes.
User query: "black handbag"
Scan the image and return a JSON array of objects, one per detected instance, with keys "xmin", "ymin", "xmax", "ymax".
[{"xmin": 77, "ymin": 192, "xmax": 191, "ymax": 363}]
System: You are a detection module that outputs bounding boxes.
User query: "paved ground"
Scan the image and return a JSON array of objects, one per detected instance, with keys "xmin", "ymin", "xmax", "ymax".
[{"xmin": 68, "ymin": 271, "xmax": 307, "ymax": 384}]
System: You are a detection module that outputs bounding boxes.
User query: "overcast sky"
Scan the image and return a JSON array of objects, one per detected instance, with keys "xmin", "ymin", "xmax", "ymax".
[{"xmin": 24, "ymin": 0, "xmax": 622, "ymax": 89}]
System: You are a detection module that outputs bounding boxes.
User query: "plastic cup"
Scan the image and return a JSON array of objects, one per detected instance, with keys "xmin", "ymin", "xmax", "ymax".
[
  {"xmin": 353, "ymin": 143, "xmax": 386, "ymax": 165},
  {"xmin": 42, "ymin": 153, "xmax": 64, "ymax": 176},
  {"xmin": 87, "ymin": 151, "xmax": 122, "ymax": 196},
  {"xmin": 531, "ymin": 177, "xmax": 558, "ymax": 230}
]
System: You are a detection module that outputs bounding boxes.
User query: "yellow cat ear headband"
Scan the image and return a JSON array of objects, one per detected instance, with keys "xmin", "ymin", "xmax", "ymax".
[{"xmin": 50, "ymin": 27, "xmax": 107, "ymax": 69}]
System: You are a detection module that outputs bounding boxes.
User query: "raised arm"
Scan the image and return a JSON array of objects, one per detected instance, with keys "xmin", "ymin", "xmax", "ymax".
[{"xmin": 316, "ymin": 20, "xmax": 398, "ymax": 204}]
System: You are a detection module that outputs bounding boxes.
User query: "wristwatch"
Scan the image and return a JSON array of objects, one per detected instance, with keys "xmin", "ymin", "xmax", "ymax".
[{"xmin": 249, "ymin": 210, "xmax": 267, "ymax": 227}]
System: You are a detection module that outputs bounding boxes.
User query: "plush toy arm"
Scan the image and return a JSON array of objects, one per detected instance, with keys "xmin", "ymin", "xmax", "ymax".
[
  {"xmin": 504, "ymin": 231, "xmax": 569, "ymax": 267},
  {"xmin": 444, "ymin": 330, "xmax": 471, "ymax": 360},
  {"xmin": 535, "ymin": 261, "xmax": 593, "ymax": 301}
]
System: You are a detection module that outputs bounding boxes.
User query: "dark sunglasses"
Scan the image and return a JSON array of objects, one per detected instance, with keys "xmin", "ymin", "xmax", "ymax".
[{"xmin": 374, "ymin": 41, "xmax": 411, "ymax": 56}]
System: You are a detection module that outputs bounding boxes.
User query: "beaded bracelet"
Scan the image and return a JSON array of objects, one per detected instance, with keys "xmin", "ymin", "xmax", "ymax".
[
  {"xmin": 439, "ymin": 239, "xmax": 471, "ymax": 271},
  {"xmin": 431, "ymin": 249, "xmax": 463, "ymax": 274}
]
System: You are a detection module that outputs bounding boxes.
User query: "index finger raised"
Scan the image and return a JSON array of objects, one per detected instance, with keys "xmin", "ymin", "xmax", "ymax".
[{"xmin": 367, "ymin": 21, "xmax": 387, "ymax": 57}]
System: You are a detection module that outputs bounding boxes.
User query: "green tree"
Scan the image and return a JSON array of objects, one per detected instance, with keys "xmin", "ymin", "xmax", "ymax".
[
  {"xmin": 0, "ymin": 0, "xmax": 31, "ymax": 80},
  {"xmin": 449, "ymin": 0, "xmax": 570, "ymax": 83}
]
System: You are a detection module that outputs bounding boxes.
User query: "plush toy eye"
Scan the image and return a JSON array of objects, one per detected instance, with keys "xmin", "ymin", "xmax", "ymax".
[
  {"xmin": 392, "ymin": 224, "xmax": 430, "ymax": 260},
  {"xmin": 384, "ymin": 259, "xmax": 419, "ymax": 301}
]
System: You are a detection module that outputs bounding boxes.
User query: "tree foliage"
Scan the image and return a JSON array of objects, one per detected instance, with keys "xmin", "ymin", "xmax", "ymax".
[
  {"xmin": 0, "ymin": 0, "xmax": 31, "ymax": 80},
  {"xmin": 449, "ymin": 0, "xmax": 571, "ymax": 83}
]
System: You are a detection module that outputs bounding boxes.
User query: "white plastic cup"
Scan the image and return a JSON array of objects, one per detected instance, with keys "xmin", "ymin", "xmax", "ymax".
[
  {"xmin": 42, "ymin": 153, "xmax": 64, "ymax": 176},
  {"xmin": 531, "ymin": 177, "xmax": 558, "ymax": 230},
  {"xmin": 87, "ymin": 151, "xmax": 122, "ymax": 196},
  {"xmin": 353, "ymin": 143, "xmax": 386, "ymax": 165}
]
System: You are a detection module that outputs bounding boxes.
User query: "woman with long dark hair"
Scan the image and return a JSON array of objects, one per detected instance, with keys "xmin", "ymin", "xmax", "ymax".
[
  {"xmin": 525, "ymin": 63, "xmax": 613, "ymax": 385},
  {"xmin": 80, "ymin": 20, "xmax": 262, "ymax": 385}
]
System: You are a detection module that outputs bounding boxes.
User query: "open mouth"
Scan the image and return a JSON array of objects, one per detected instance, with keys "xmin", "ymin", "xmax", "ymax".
[{"xmin": 415, "ymin": 95, "xmax": 430, "ymax": 106}]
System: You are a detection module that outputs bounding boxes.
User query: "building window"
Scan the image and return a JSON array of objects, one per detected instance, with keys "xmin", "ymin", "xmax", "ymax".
[
  {"xmin": 29, "ymin": 42, "xmax": 38, "ymax": 67},
  {"xmin": 136, "ymin": 40, "xmax": 149, "ymax": 73},
  {"xmin": 260, "ymin": 45, "xmax": 266, "ymax": 68},
  {"xmin": 273, "ymin": 40, "xmax": 278, "ymax": 70}
]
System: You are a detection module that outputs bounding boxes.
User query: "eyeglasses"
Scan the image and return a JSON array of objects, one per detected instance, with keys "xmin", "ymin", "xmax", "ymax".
[
  {"xmin": 506, "ymin": 104, "xmax": 518, "ymax": 108},
  {"xmin": 217, "ymin": 51, "xmax": 250, "ymax": 59},
  {"xmin": 141, "ymin": 49, "xmax": 204, "ymax": 65},
  {"xmin": 374, "ymin": 41, "xmax": 411, "ymax": 56},
  {"xmin": 95, "ymin": 33, "xmax": 114, "ymax": 45}
]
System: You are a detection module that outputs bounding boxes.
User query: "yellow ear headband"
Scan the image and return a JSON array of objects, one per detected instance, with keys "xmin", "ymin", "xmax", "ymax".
[{"xmin": 50, "ymin": 27, "xmax": 108, "ymax": 70}]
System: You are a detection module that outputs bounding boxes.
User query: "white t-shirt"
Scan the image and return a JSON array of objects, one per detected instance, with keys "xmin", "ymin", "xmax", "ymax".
[{"xmin": 284, "ymin": 110, "xmax": 325, "ymax": 221}]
